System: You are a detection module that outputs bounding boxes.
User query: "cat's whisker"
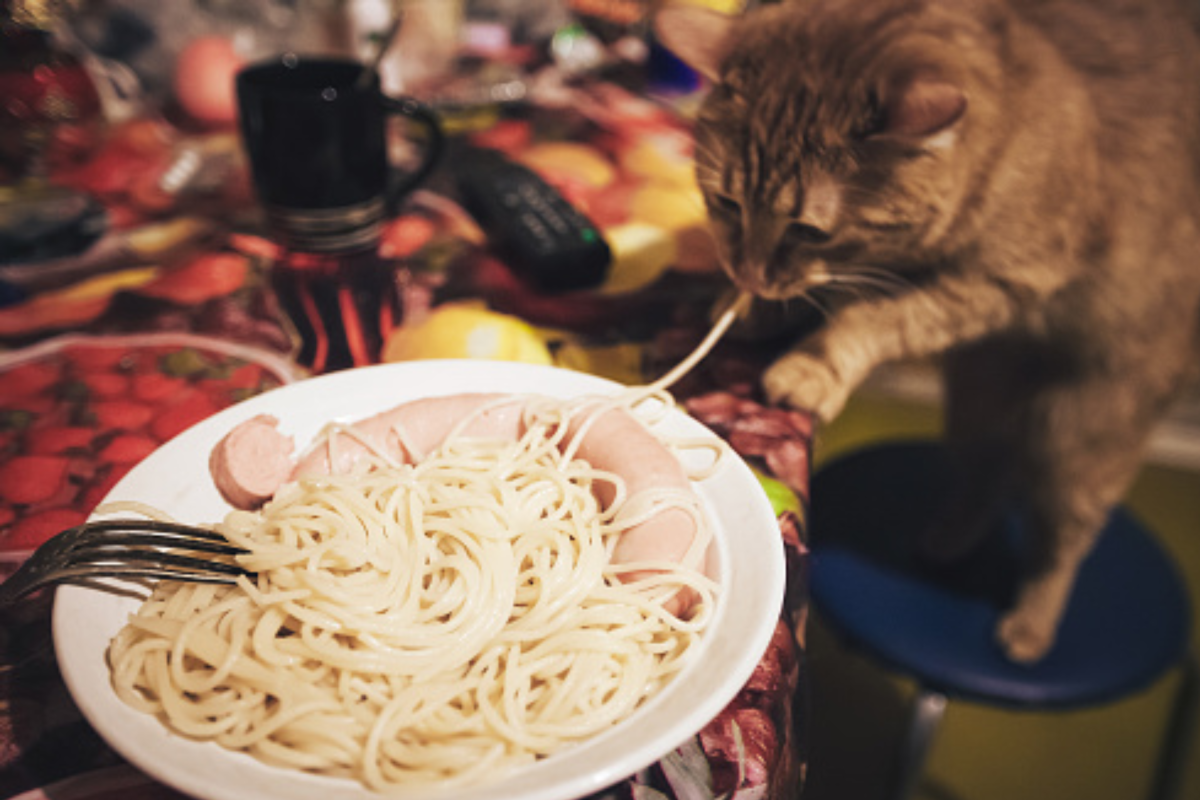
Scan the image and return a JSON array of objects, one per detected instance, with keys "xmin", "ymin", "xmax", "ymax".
[
  {"xmin": 818, "ymin": 268, "xmax": 911, "ymax": 302},
  {"xmin": 822, "ymin": 279, "xmax": 899, "ymax": 303},
  {"xmin": 835, "ymin": 267, "xmax": 914, "ymax": 295},
  {"xmin": 833, "ymin": 262, "xmax": 916, "ymax": 289},
  {"xmin": 813, "ymin": 281, "xmax": 875, "ymax": 305},
  {"xmin": 785, "ymin": 287, "xmax": 835, "ymax": 321}
]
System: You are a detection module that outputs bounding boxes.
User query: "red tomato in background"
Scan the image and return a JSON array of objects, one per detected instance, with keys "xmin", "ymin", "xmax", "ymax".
[{"xmin": 174, "ymin": 37, "xmax": 244, "ymax": 128}]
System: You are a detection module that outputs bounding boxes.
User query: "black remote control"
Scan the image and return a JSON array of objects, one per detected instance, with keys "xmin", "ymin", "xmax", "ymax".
[{"xmin": 455, "ymin": 148, "xmax": 612, "ymax": 293}]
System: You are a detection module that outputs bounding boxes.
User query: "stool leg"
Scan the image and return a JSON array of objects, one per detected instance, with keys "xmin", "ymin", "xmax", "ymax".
[
  {"xmin": 1148, "ymin": 652, "xmax": 1198, "ymax": 800},
  {"xmin": 891, "ymin": 689, "xmax": 947, "ymax": 800}
]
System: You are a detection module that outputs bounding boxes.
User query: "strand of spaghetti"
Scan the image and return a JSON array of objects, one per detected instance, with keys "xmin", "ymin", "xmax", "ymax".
[
  {"xmin": 607, "ymin": 486, "xmax": 710, "ymax": 557},
  {"xmin": 647, "ymin": 290, "xmax": 753, "ymax": 393},
  {"xmin": 167, "ymin": 591, "xmax": 253, "ymax": 694}
]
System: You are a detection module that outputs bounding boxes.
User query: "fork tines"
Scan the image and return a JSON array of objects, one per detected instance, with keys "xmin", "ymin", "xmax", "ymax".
[
  {"xmin": 59, "ymin": 519, "xmax": 251, "ymax": 584},
  {"xmin": 0, "ymin": 518, "xmax": 255, "ymax": 607}
]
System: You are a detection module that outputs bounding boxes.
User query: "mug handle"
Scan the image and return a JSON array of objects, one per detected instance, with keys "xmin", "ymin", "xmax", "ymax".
[{"xmin": 380, "ymin": 96, "xmax": 445, "ymax": 213}]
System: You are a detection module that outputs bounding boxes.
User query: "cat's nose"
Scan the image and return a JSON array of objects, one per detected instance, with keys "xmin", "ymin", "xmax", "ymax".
[{"xmin": 733, "ymin": 261, "xmax": 781, "ymax": 296}]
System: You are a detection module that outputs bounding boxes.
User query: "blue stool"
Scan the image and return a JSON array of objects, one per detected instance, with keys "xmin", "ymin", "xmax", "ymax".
[{"xmin": 809, "ymin": 441, "xmax": 1196, "ymax": 800}]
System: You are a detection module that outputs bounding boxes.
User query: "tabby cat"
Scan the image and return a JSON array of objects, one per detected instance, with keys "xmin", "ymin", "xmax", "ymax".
[{"xmin": 655, "ymin": 0, "xmax": 1200, "ymax": 662}]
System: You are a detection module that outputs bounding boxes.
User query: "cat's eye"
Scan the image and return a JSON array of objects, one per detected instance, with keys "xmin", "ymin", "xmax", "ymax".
[
  {"xmin": 785, "ymin": 221, "xmax": 832, "ymax": 246},
  {"xmin": 855, "ymin": 92, "xmax": 887, "ymax": 139},
  {"xmin": 709, "ymin": 194, "xmax": 742, "ymax": 219}
]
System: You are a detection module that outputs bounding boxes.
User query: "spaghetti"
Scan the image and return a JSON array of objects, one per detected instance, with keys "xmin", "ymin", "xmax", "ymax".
[{"xmin": 107, "ymin": 393, "xmax": 721, "ymax": 790}]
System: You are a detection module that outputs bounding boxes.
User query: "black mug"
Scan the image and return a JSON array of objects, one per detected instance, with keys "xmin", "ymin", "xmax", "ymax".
[{"xmin": 236, "ymin": 55, "xmax": 443, "ymax": 253}]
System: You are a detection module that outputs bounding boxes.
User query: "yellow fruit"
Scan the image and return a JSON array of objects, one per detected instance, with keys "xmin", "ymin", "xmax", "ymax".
[
  {"xmin": 382, "ymin": 304, "xmax": 553, "ymax": 365},
  {"xmin": 618, "ymin": 138, "xmax": 696, "ymax": 187},
  {"xmin": 599, "ymin": 222, "xmax": 675, "ymax": 295},
  {"xmin": 626, "ymin": 185, "xmax": 722, "ymax": 273},
  {"xmin": 627, "ymin": 184, "xmax": 708, "ymax": 231},
  {"xmin": 517, "ymin": 142, "xmax": 616, "ymax": 188}
]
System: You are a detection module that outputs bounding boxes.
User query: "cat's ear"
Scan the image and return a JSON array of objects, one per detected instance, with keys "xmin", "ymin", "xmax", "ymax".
[
  {"xmin": 653, "ymin": 4, "xmax": 736, "ymax": 81},
  {"xmin": 881, "ymin": 73, "xmax": 967, "ymax": 140}
]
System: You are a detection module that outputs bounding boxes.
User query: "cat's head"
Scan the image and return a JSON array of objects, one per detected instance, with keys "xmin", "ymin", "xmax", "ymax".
[{"xmin": 656, "ymin": 1, "xmax": 988, "ymax": 300}]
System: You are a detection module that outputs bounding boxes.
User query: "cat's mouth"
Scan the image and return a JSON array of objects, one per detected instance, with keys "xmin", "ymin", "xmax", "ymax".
[
  {"xmin": 728, "ymin": 260, "xmax": 834, "ymax": 300},
  {"xmin": 738, "ymin": 283, "xmax": 798, "ymax": 301}
]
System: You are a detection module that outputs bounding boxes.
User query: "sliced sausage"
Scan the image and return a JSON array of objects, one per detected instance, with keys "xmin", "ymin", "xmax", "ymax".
[{"xmin": 209, "ymin": 414, "xmax": 295, "ymax": 510}]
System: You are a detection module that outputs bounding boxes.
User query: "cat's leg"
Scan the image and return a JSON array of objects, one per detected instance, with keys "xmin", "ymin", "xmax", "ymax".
[
  {"xmin": 762, "ymin": 274, "xmax": 1025, "ymax": 421},
  {"xmin": 997, "ymin": 370, "xmax": 1167, "ymax": 663},
  {"xmin": 761, "ymin": 306, "xmax": 890, "ymax": 420},
  {"xmin": 762, "ymin": 344, "xmax": 859, "ymax": 422},
  {"xmin": 920, "ymin": 340, "xmax": 1024, "ymax": 561}
]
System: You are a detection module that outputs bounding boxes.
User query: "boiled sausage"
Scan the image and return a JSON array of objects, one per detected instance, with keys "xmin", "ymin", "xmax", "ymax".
[{"xmin": 210, "ymin": 393, "xmax": 706, "ymax": 613}]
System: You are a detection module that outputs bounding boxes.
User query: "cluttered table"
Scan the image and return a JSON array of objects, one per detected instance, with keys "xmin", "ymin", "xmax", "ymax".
[{"xmin": 0, "ymin": 6, "xmax": 812, "ymax": 799}]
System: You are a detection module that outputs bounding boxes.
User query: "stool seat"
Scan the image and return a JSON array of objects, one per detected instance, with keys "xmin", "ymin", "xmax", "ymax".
[{"xmin": 809, "ymin": 441, "xmax": 1193, "ymax": 708}]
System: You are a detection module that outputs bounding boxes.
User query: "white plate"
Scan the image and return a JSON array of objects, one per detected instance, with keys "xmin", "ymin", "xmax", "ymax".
[{"xmin": 52, "ymin": 360, "xmax": 785, "ymax": 800}]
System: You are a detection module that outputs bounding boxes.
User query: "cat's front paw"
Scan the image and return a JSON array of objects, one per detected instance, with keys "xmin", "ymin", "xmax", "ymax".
[{"xmin": 763, "ymin": 351, "xmax": 850, "ymax": 421}]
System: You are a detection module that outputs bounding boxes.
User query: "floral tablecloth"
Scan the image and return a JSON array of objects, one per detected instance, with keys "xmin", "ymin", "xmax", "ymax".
[{"xmin": 0, "ymin": 80, "xmax": 811, "ymax": 800}]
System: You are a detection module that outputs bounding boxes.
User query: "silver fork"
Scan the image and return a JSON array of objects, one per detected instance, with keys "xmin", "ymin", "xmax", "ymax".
[{"xmin": 0, "ymin": 519, "xmax": 251, "ymax": 607}]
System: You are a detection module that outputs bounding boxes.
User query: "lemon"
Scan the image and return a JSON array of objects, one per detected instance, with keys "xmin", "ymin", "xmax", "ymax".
[{"xmin": 382, "ymin": 304, "xmax": 553, "ymax": 365}]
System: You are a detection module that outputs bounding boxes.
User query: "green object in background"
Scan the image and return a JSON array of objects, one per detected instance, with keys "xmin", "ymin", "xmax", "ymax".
[{"xmin": 751, "ymin": 465, "xmax": 802, "ymax": 518}]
